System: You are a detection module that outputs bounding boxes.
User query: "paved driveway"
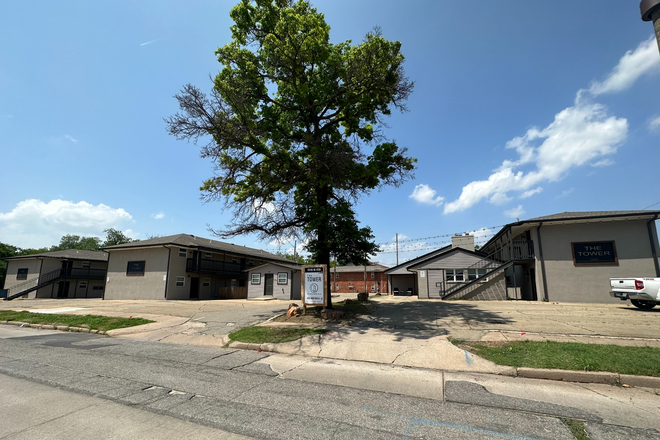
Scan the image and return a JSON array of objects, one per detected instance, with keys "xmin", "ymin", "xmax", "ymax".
[{"xmin": 359, "ymin": 296, "xmax": 660, "ymax": 345}]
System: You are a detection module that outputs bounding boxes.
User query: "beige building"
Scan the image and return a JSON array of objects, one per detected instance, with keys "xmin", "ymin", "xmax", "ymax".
[
  {"xmin": 386, "ymin": 211, "xmax": 660, "ymax": 303},
  {"xmin": 2, "ymin": 250, "xmax": 107, "ymax": 300},
  {"xmin": 246, "ymin": 262, "xmax": 302, "ymax": 300},
  {"xmin": 103, "ymin": 234, "xmax": 292, "ymax": 300}
]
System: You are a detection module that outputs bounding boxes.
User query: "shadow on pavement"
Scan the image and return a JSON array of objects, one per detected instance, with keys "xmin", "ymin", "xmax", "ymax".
[{"xmin": 349, "ymin": 301, "xmax": 514, "ymax": 341}]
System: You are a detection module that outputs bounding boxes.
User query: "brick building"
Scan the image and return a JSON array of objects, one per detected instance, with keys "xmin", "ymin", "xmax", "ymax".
[{"xmin": 329, "ymin": 263, "xmax": 389, "ymax": 294}]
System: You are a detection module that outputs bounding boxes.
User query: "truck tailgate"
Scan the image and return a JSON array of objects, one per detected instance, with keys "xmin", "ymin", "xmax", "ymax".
[{"xmin": 610, "ymin": 278, "xmax": 637, "ymax": 290}]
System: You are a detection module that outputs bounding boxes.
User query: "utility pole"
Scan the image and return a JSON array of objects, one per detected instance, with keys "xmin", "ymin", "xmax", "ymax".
[
  {"xmin": 395, "ymin": 233, "xmax": 399, "ymax": 266},
  {"xmin": 641, "ymin": 0, "xmax": 660, "ymax": 54}
]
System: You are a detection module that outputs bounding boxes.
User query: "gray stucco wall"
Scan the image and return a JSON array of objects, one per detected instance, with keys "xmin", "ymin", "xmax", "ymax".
[
  {"xmin": 247, "ymin": 264, "xmax": 296, "ymax": 300},
  {"xmin": 535, "ymin": 220, "xmax": 659, "ymax": 303},
  {"xmin": 105, "ymin": 247, "xmax": 169, "ymax": 300}
]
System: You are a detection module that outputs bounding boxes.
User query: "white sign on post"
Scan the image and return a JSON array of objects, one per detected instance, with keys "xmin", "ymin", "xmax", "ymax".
[{"xmin": 303, "ymin": 266, "xmax": 325, "ymax": 305}]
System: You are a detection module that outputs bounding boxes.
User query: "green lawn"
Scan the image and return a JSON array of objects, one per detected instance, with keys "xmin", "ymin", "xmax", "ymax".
[
  {"xmin": 0, "ymin": 310, "xmax": 153, "ymax": 332},
  {"xmin": 228, "ymin": 326, "xmax": 328, "ymax": 344},
  {"xmin": 453, "ymin": 340, "xmax": 660, "ymax": 377}
]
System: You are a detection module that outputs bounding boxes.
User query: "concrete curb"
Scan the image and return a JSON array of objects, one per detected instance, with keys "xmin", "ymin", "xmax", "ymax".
[
  {"xmin": 228, "ymin": 340, "xmax": 660, "ymax": 389},
  {"xmin": 0, "ymin": 320, "xmax": 106, "ymax": 335}
]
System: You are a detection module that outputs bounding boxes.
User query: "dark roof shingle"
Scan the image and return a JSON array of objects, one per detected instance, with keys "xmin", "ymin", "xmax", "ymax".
[{"xmin": 5, "ymin": 249, "xmax": 108, "ymax": 261}]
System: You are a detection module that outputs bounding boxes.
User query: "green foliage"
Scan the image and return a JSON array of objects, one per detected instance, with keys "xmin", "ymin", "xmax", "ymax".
[
  {"xmin": 102, "ymin": 228, "xmax": 136, "ymax": 247},
  {"xmin": 559, "ymin": 418, "xmax": 590, "ymax": 440},
  {"xmin": 52, "ymin": 234, "xmax": 102, "ymax": 251},
  {"xmin": 0, "ymin": 311, "xmax": 153, "ymax": 332},
  {"xmin": 459, "ymin": 340, "xmax": 660, "ymax": 377},
  {"xmin": 228, "ymin": 326, "xmax": 327, "ymax": 343},
  {"xmin": 166, "ymin": 0, "xmax": 415, "ymax": 307},
  {"xmin": 276, "ymin": 251, "xmax": 311, "ymax": 264}
]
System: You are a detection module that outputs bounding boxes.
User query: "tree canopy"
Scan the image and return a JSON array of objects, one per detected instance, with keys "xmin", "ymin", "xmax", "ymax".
[{"xmin": 166, "ymin": 0, "xmax": 415, "ymax": 307}]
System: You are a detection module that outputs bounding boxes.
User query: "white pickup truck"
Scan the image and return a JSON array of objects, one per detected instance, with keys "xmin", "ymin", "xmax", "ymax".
[{"xmin": 610, "ymin": 278, "xmax": 660, "ymax": 310}]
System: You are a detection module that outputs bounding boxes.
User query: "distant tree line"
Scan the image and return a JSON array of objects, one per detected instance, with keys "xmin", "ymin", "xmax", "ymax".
[{"xmin": 0, "ymin": 228, "xmax": 135, "ymax": 288}]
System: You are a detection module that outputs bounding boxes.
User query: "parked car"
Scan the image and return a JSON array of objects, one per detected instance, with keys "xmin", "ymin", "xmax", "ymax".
[{"xmin": 610, "ymin": 277, "xmax": 660, "ymax": 310}]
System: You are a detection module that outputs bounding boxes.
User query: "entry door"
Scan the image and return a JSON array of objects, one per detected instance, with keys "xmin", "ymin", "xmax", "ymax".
[
  {"xmin": 61, "ymin": 260, "xmax": 73, "ymax": 277},
  {"xmin": 56, "ymin": 281, "xmax": 70, "ymax": 298},
  {"xmin": 529, "ymin": 269, "xmax": 538, "ymax": 301},
  {"xmin": 264, "ymin": 274, "xmax": 273, "ymax": 296},
  {"xmin": 190, "ymin": 277, "xmax": 200, "ymax": 299}
]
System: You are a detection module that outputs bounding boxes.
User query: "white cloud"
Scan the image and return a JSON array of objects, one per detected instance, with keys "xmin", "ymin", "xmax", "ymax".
[
  {"xmin": 140, "ymin": 39, "xmax": 159, "ymax": 47},
  {"xmin": 151, "ymin": 212, "xmax": 165, "ymax": 220},
  {"xmin": 520, "ymin": 187, "xmax": 543, "ymax": 199},
  {"xmin": 504, "ymin": 205, "xmax": 525, "ymax": 219},
  {"xmin": 648, "ymin": 116, "xmax": 660, "ymax": 133},
  {"xmin": 589, "ymin": 36, "xmax": 660, "ymax": 96},
  {"xmin": 591, "ymin": 158, "xmax": 615, "ymax": 167},
  {"xmin": 443, "ymin": 100, "xmax": 627, "ymax": 213},
  {"xmin": 409, "ymin": 184, "xmax": 444, "ymax": 206},
  {"xmin": 65, "ymin": 134, "xmax": 78, "ymax": 143},
  {"xmin": 558, "ymin": 188, "xmax": 574, "ymax": 198},
  {"xmin": 0, "ymin": 199, "xmax": 133, "ymax": 248}
]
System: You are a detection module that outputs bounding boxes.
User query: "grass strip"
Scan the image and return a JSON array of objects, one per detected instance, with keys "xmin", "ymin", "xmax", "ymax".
[
  {"xmin": 228, "ymin": 326, "xmax": 328, "ymax": 344},
  {"xmin": 0, "ymin": 310, "xmax": 153, "ymax": 332},
  {"xmin": 453, "ymin": 340, "xmax": 660, "ymax": 377},
  {"xmin": 559, "ymin": 418, "xmax": 590, "ymax": 440}
]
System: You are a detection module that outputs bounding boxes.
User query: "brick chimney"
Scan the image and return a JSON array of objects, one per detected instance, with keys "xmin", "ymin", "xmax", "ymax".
[{"xmin": 451, "ymin": 233, "xmax": 475, "ymax": 252}]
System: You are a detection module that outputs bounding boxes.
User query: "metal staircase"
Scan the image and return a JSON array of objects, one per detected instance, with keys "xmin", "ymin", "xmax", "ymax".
[
  {"xmin": 3, "ymin": 268, "xmax": 65, "ymax": 301},
  {"xmin": 441, "ymin": 240, "xmax": 534, "ymax": 300}
]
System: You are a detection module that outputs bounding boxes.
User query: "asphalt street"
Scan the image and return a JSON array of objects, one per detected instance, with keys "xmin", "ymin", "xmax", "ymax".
[{"xmin": 1, "ymin": 326, "xmax": 659, "ymax": 440}]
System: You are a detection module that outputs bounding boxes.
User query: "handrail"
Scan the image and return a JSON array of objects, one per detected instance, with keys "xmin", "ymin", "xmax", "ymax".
[
  {"xmin": 441, "ymin": 261, "xmax": 514, "ymax": 300},
  {"xmin": 4, "ymin": 268, "xmax": 64, "ymax": 300}
]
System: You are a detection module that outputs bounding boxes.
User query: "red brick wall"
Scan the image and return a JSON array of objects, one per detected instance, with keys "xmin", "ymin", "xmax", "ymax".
[{"xmin": 329, "ymin": 271, "xmax": 388, "ymax": 293}]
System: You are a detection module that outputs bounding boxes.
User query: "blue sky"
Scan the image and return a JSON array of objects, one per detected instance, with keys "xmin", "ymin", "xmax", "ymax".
[{"xmin": 1, "ymin": 0, "xmax": 659, "ymax": 266}]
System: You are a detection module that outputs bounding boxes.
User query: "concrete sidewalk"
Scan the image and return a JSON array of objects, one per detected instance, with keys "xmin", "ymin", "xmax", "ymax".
[{"xmin": 4, "ymin": 295, "xmax": 660, "ymax": 384}]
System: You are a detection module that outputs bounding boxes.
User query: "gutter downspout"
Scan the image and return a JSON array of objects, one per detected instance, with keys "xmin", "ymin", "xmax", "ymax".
[
  {"xmin": 164, "ymin": 246, "xmax": 171, "ymax": 299},
  {"xmin": 647, "ymin": 215, "xmax": 660, "ymax": 277},
  {"xmin": 536, "ymin": 222, "xmax": 549, "ymax": 302}
]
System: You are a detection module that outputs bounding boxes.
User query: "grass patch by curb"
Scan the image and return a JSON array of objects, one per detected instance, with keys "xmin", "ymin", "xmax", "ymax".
[
  {"xmin": 559, "ymin": 418, "xmax": 590, "ymax": 440},
  {"xmin": 0, "ymin": 310, "xmax": 153, "ymax": 332},
  {"xmin": 272, "ymin": 300, "xmax": 377, "ymax": 325},
  {"xmin": 228, "ymin": 326, "xmax": 328, "ymax": 344},
  {"xmin": 452, "ymin": 340, "xmax": 660, "ymax": 377}
]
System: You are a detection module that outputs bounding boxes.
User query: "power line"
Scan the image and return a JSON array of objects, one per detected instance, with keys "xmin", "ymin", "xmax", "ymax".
[
  {"xmin": 376, "ymin": 224, "xmax": 506, "ymax": 246},
  {"xmin": 642, "ymin": 201, "xmax": 660, "ymax": 210}
]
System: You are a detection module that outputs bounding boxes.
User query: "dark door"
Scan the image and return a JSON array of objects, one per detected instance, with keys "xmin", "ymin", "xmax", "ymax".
[
  {"xmin": 190, "ymin": 277, "xmax": 200, "ymax": 299},
  {"xmin": 56, "ymin": 281, "xmax": 70, "ymax": 298},
  {"xmin": 529, "ymin": 269, "xmax": 538, "ymax": 301},
  {"xmin": 264, "ymin": 274, "xmax": 273, "ymax": 296},
  {"xmin": 61, "ymin": 260, "xmax": 73, "ymax": 277}
]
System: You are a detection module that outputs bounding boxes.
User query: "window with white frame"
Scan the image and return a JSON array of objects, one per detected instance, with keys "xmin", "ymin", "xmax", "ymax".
[
  {"xmin": 467, "ymin": 269, "xmax": 487, "ymax": 281},
  {"xmin": 179, "ymin": 248, "xmax": 186, "ymax": 257},
  {"xmin": 205, "ymin": 252, "xmax": 212, "ymax": 259},
  {"xmin": 335, "ymin": 272, "xmax": 339, "ymax": 278},
  {"xmin": 176, "ymin": 276, "xmax": 185, "ymax": 287},
  {"xmin": 231, "ymin": 257, "xmax": 238, "ymax": 263},
  {"xmin": 446, "ymin": 269, "xmax": 465, "ymax": 282},
  {"xmin": 371, "ymin": 283, "xmax": 375, "ymax": 291},
  {"xmin": 371, "ymin": 272, "xmax": 375, "ymax": 278},
  {"xmin": 78, "ymin": 282, "xmax": 87, "ymax": 289},
  {"xmin": 82, "ymin": 261, "xmax": 90, "ymax": 269},
  {"xmin": 335, "ymin": 284, "xmax": 339, "ymax": 289},
  {"xmin": 251, "ymin": 273, "xmax": 261, "ymax": 284},
  {"xmin": 203, "ymin": 277, "xmax": 210, "ymax": 287},
  {"xmin": 277, "ymin": 272, "xmax": 288, "ymax": 284}
]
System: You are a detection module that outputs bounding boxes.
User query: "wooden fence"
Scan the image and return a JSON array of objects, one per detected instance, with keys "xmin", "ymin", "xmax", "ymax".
[{"xmin": 218, "ymin": 287, "xmax": 247, "ymax": 299}]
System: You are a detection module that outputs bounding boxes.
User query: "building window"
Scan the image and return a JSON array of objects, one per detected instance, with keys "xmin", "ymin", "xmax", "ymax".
[
  {"xmin": 335, "ymin": 284, "xmax": 339, "ymax": 289},
  {"xmin": 349, "ymin": 285, "xmax": 353, "ymax": 290},
  {"xmin": 446, "ymin": 269, "xmax": 464, "ymax": 282},
  {"xmin": 371, "ymin": 272, "xmax": 375, "ymax": 278},
  {"xmin": 203, "ymin": 277, "xmax": 210, "ymax": 287},
  {"xmin": 467, "ymin": 269, "xmax": 487, "ymax": 281},
  {"xmin": 251, "ymin": 273, "xmax": 261, "ymax": 285},
  {"xmin": 176, "ymin": 277, "xmax": 185, "ymax": 287},
  {"xmin": 205, "ymin": 252, "xmax": 212, "ymax": 259},
  {"xmin": 230, "ymin": 279, "xmax": 238, "ymax": 287},
  {"xmin": 277, "ymin": 273, "xmax": 288, "ymax": 285},
  {"xmin": 179, "ymin": 248, "xmax": 186, "ymax": 257},
  {"xmin": 232, "ymin": 257, "xmax": 238, "ymax": 263},
  {"xmin": 16, "ymin": 268, "xmax": 28, "ymax": 280},
  {"xmin": 82, "ymin": 261, "xmax": 90, "ymax": 269},
  {"xmin": 92, "ymin": 286, "xmax": 104, "ymax": 291},
  {"xmin": 371, "ymin": 283, "xmax": 376, "ymax": 291},
  {"xmin": 78, "ymin": 282, "xmax": 87, "ymax": 289},
  {"xmin": 247, "ymin": 259, "xmax": 254, "ymax": 266},
  {"xmin": 126, "ymin": 261, "xmax": 145, "ymax": 276}
]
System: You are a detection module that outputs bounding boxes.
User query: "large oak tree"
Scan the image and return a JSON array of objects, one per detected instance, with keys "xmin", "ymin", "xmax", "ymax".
[{"xmin": 166, "ymin": 0, "xmax": 415, "ymax": 308}]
